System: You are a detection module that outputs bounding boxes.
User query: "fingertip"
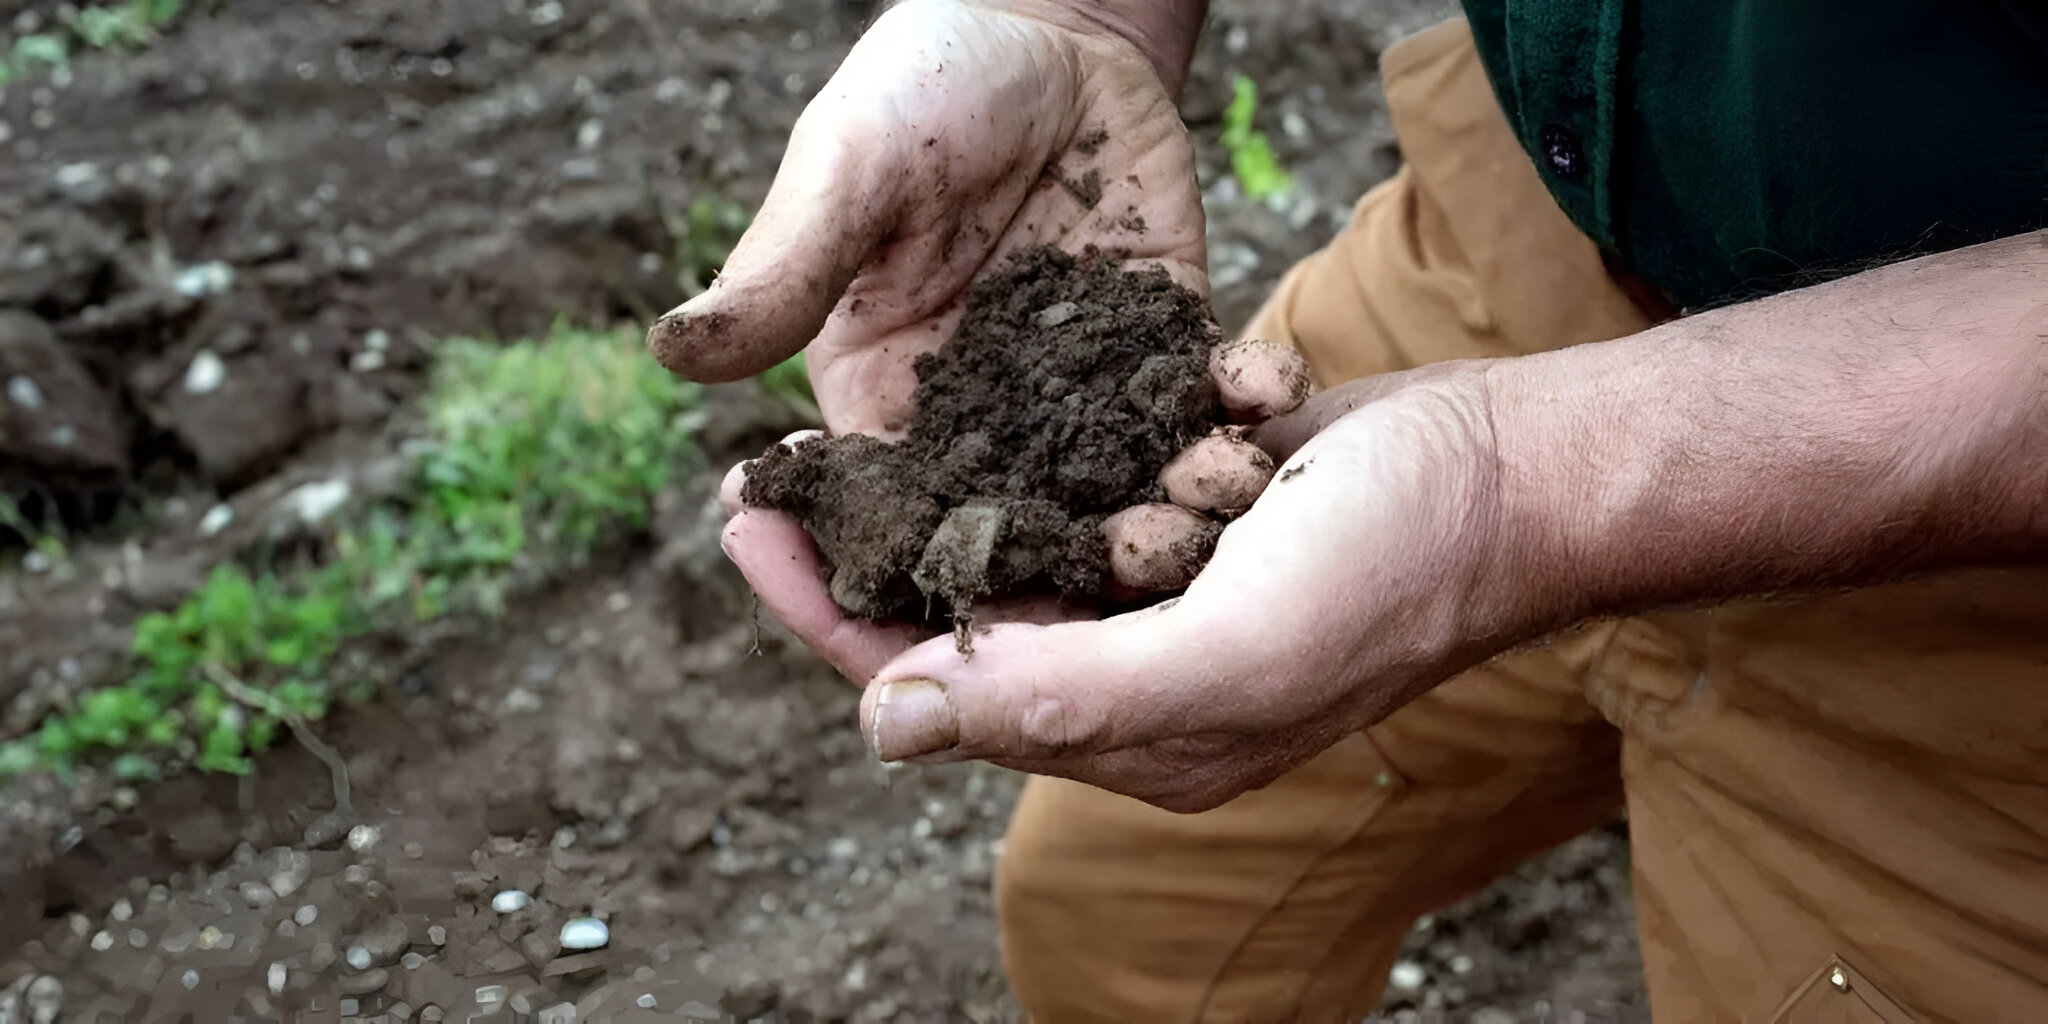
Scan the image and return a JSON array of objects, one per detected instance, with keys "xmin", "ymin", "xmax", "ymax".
[
  {"xmin": 647, "ymin": 282, "xmax": 823, "ymax": 384},
  {"xmin": 1101, "ymin": 503, "xmax": 1222, "ymax": 597},
  {"xmin": 1212, "ymin": 339, "xmax": 1313, "ymax": 421},
  {"xmin": 1160, "ymin": 432, "xmax": 1275, "ymax": 515}
]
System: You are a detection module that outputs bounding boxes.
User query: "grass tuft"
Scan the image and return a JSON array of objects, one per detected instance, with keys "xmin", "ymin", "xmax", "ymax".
[{"xmin": 1, "ymin": 324, "xmax": 702, "ymax": 781}]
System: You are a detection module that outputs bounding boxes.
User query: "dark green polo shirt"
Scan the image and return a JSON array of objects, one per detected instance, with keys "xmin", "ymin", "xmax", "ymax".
[{"xmin": 1463, "ymin": 1, "xmax": 2048, "ymax": 310}]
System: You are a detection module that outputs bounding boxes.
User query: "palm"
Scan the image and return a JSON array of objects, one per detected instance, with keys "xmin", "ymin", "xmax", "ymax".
[{"xmin": 664, "ymin": 0, "xmax": 1207, "ymax": 436}]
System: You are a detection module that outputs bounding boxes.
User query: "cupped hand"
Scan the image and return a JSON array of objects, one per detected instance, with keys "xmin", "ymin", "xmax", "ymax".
[
  {"xmin": 648, "ymin": 0, "xmax": 1214, "ymax": 432},
  {"xmin": 837, "ymin": 363, "xmax": 1570, "ymax": 813},
  {"xmin": 663, "ymin": 0, "xmax": 1312, "ymax": 678}
]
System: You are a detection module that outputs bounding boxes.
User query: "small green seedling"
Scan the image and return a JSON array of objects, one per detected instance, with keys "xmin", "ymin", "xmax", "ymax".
[
  {"xmin": 1221, "ymin": 75, "xmax": 1295, "ymax": 203},
  {"xmin": 758, "ymin": 352, "xmax": 820, "ymax": 421}
]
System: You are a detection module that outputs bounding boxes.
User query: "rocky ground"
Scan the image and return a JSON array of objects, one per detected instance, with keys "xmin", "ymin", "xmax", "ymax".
[{"xmin": 0, "ymin": 0, "xmax": 1647, "ymax": 1020}]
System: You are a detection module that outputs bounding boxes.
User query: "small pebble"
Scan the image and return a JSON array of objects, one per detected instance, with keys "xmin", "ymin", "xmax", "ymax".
[
  {"xmin": 182, "ymin": 350, "xmax": 225, "ymax": 395},
  {"xmin": 490, "ymin": 890, "xmax": 533, "ymax": 913},
  {"xmin": 128, "ymin": 928, "xmax": 148, "ymax": 949},
  {"xmin": 294, "ymin": 905, "xmax": 318, "ymax": 926},
  {"xmin": 427, "ymin": 925, "xmax": 446, "ymax": 945},
  {"xmin": 401, "ymin": 951, "xmax": 427, "ymax": 970},
  {"xmin": 180, "ymin": 970, "xmax": 200, "ymax": 991},
  {"xmin": 24, "ymin": 976, "xmax": 61, "ymax": 1023},
  {"xmin": 345, "ymin": 945, "xmax": 373, "ymax": 971},
  {"xmin": 347, "ymin": 824, "xmax": 380, "ymax": 853},
  {"xmin": 558, "ymin": 918, "xmax": 610, "ymax": 951},
  {"xmin": 109, "ymin": 898, "xmax": 133, "ymax": 922},
  {"xmin": 197, "ymin": 926, "xmax": 222, "ymax": 949},
  {"xmin": 637, "ymin": 993, "xmax": 657, "ymax": 1009},
  {"xmin": 403, "ymin": 842, "xmax": 424, "ymax": 859},
  {"xmin": 240, "ymin": 881, "xmax": 276, "ymax": 908},
  {"xmin": 1389, "ymin": 960, "xmax": 1426, "ymax": 991},
  {"xmin": 89, "ymin": 931, "xmax": 113, "ymax": 952},
  {"xmin": 267, "ymin": 962, "xmax": 288, "ymax": 995}
]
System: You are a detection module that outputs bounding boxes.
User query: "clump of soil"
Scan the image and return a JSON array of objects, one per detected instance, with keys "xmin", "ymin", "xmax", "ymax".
[{"xmin": 744, "ymin": 246, "xmax": 1225, "ymax": 621}]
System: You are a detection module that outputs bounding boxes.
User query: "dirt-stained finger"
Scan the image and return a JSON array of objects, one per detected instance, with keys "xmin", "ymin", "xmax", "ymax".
[
  {"xmin": 1211, "ymin": 339, "xmax": 1312, "ymax": 422},
  {"xmin": 1160, "ymin": 431, "xmax": 1275, "ymax": 515},
  {"xmin": 722, "ymin": 430, "xmax": 826, "ymax": 515},
  {"xmin": 1101, "ymin": 503, "xmax": 1222, "ymax": 597}
]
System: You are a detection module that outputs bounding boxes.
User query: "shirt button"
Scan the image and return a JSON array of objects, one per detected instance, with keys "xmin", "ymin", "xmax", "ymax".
[{"xmin": 1539, "ymin": 123, "xmax": 1585, "ymax": 182}]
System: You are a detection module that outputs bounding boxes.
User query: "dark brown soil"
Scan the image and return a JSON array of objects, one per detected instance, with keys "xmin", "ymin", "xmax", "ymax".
[{"xmin": 743, "ymin": 247, "xmax": 1225, "ymax": 621}]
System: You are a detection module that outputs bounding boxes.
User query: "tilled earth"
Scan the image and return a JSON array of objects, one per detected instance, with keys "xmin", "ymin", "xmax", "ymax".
[{"xmin": 0, "ymin": 0, "xmax": 1647, "ymax": 1020}]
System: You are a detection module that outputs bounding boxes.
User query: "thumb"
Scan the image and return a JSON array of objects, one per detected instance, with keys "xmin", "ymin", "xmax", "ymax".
[
  {"xmin": 858, "ymin": 603, "xmax": 1263, "ymax": 764},
  {"xmin": 647, "ymin": 120, "xmax": 896, "ymax": 383}
]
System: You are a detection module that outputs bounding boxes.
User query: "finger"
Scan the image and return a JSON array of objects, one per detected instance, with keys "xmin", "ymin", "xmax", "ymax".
[
  {"xmin": 1252, "ymin": 360, "xmax": 1476, "ymax": 462},
  {"xmin": 722, "ymin": 430, "xmax": 826, "ymax": 515},
  {"xmin": 856, "ymin": 600, "xmax": 1258, "ymax": 766},
  {"xmin": 1212, "ymin": 339, "xmax": 1312, "ymax": 423},
  {"xmin": 722, "ymin": 508, "xmax": 927, "ymax": 682},
  {"xmin": 1101, "ymin": 503, "xmax": 1221, "ymax": 598},
  {"xmin": 985, "ymin": 736, "xmax": 1301, "ymax": 813},
  {"xmin": 647, "ymin": 113, "xmax": 895, "ymax": 383},
  {"xmin": 1160, "ymin": 432, "xmax": 1275, "ymax": 515}
]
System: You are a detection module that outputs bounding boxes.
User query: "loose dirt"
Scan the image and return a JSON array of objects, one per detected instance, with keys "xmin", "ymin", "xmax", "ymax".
[{"xmin": 744, "ymin": 247, "xmax": 1225, "ymax": 621}]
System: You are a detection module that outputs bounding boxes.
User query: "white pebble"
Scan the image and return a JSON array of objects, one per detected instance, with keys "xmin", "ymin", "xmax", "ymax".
[
  {"xmin": 173, "ymin": 263, "xmax": 227, "ymax": 298},
  {"xmin": 180, "ymin": 970, "xmax": 200, "ymax": 990},
  {"xmin": 89, "ymin": 931, "xmax": 113, "ymax": 952},
  {"xmin": 427, "ymin": 925, "xmax": 446, "ymax": 945},
  {"xmin": 267, "ymin": 962, "xmax": 287, "ymax": 995},
  {"xmin": 293, "ymin": 904, "xmax": 318, "ymax": 926},
  {"xmin": 269, "ymin": 850, "xmax": 311, "ymax": 897},
  {"xmin": 636, "ymin": 993, "xmax": 656, "ymax": 1008},
  {"xmin": 1450, "ymin": 954, "xmax": 1475, "ymax": 975},
  {"xmin": 182, "ymin": 350, "xmax": 225, "ymax": 395},
  {"xmin": 1389, "ymin": 960, "xmax": 1426, "ymax": 991},
  {"xmin": 558, "ymin": 918, "xmax": 609, "ymax": 951},
  {"xmin": 345, "ymin": 945, "xmax": 372, "ymax": 971},
  {"xmin": 24, "ymin": 975, "xmax": 61, "ymax": 1024},
  {"xmin": 490, "ymin": 890, "xmax": 533, "ymax": 913},
  {"xmin": 346, "ymin": 823, "xmax": 380, "ymax": 853},
  {"xmin": 109, "ymin": 898, "xmax": 133, "ymax": 921},
  {"xmin": 198, "ymin": 503, "xmax": 234, "ymax": 536},
  {"xmin": 7, "ymin": 375, "xmax": 44, "ymax": 409}
]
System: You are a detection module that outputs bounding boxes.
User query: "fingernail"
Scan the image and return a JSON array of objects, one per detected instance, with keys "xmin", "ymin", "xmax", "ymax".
[{"xmin": 867, "ymin": 678, "xmax": 960, "ymax": 762}]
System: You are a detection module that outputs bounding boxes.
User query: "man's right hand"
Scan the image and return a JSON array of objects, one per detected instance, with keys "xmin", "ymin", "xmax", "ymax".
[
  {"xmin": 647, "ymin": 0, "xmax": 1217, "ymax": 437},
  {"xmin": 650, "ymin": 0, "xmax": 1309, "ymax": 681}
]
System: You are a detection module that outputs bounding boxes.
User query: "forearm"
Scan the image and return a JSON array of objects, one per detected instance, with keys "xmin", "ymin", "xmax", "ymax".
[{"xmin": 1494, "ymin": 231, "xmax": 2048, "ymax": 629}]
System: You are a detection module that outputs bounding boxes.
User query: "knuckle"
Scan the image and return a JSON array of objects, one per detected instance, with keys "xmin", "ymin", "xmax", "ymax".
[{"xmin": 1012, "ymin": 693, "xmax": 1104, "ymax": 758}]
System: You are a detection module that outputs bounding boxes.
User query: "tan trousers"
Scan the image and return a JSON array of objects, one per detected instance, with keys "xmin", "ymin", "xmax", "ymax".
[{"xmin": 997, "ymin": 21, "xmax": 2048, "ymax": 1023}]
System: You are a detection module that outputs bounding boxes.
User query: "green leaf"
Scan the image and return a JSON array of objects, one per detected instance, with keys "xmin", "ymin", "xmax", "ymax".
[
  {"xmin": 12, "ymin": 34, "xmax": 70, "ymax": 71},
  {"xmin": 1221, "ymin": 75, "xmax": 1294, "ymax": 202},
  {"xmin": 112, "ymin": 752, "xmax": 160, "ymax": 782}
]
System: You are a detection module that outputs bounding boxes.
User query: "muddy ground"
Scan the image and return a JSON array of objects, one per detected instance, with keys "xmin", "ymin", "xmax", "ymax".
[{"xmin": 0, "ymin": 0, "xmax": 1647, "ymax": 1020}]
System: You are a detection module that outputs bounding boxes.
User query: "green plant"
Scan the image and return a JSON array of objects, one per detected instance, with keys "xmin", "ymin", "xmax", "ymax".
[
  {"xmin": 758, "ymin": 352, "xmax": 820, "ymax": 421},
  {"xmin": 1221, "ymin": 75, "xmax": 1295, "ymax": 202},
  {"xmin": 676, "ymin": 194, "xmax": 752, "ymax": 297},
  {"xmin": 10, "ymin": 33, "xmax": 69, "ymax": 73},
  {"xmin": 0, "ymin": 0, "xmax": 183, "ymax": 84},
  {"xmin": 1, "ymin": 324, "xmax": 702, "ymax": 781}
]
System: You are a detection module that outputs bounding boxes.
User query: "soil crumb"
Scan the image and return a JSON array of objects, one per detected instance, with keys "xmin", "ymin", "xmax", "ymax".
[{"xmin": 744, "ymin": 246, "xmax": 1224, "ymax": 621}]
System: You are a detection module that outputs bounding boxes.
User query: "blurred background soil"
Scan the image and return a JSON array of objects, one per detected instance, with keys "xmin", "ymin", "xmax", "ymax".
[{"xmin": 0, "ymin": 0, "xmax": 1646, "ymax": 1019}]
